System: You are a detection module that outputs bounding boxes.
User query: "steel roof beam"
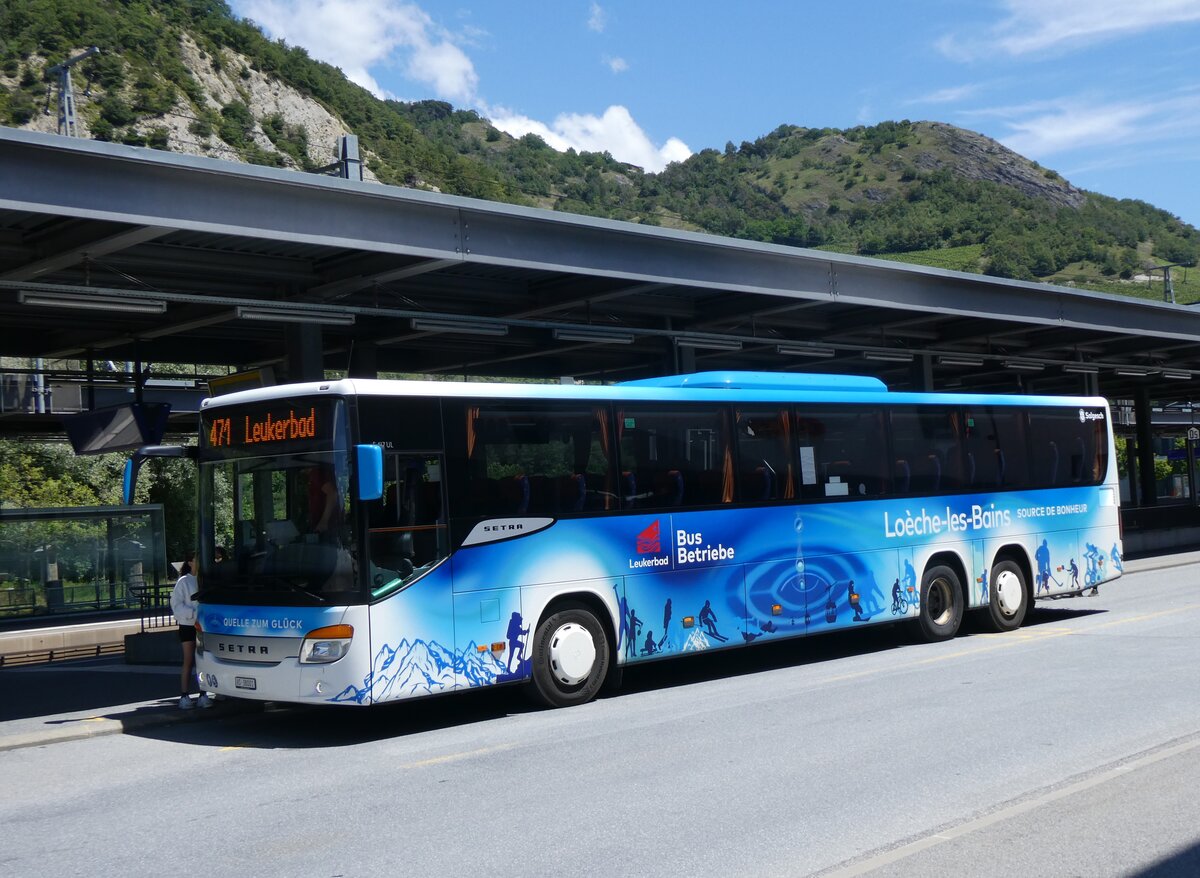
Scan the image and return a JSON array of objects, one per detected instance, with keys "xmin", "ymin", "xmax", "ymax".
[{"xmin": 1, "ymin": 222, "xmax": 171, "ymax": 281}]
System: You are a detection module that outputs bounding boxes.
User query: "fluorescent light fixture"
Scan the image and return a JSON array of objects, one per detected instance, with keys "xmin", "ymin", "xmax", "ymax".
[
  {"xmin": 777, "ymin": 344, "xmax": 835, "ymax": 358},
  {"xmin": 936, "ymin": 355, "xmax": 984, "ymax": 367},
  {"xmin": 675, "ymin": 336, "xmax": 743, "ymax": 351},
  {"xmin": 1163, "ymin": 371, "xmax": 1192, "ymax": 380},
  {"xmin": 552, "ymin": 328, "xmax": 635, "ymax": 345},
  {"xmin": 235, "ymin": 306, "xmax": 354, "ymax": 326},
  {"xmin": 410, "ymin": 317, "xmax": 508, "ymax": 336},
  {"xmin": 20, "ymin": 289, "xmax": 166, "ymax": 315},
  {"xmin": 862, "ymin": 350, "xmax": 914, "ymax": 363},
  {"xmin": 1003, "ymin": 360, "xmax": 1044, "ymax": 372},
  {"xmin": 1061, "ymin": 364, "xmax": 1100, "ymax": 374},
  {"xmin": 1113, "ymin": 367, "xmax": 1155, "ymax": 377}
]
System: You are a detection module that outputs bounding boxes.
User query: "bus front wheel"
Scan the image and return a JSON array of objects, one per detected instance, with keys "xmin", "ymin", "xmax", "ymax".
[
  {"xmin": 984, "ymin": 560, "xmax": 1028, "ymax": 633},
  {"xmin": 529, "ymin": 604, "xmax": 610, "ymax": 708},
  {"xmin": 917, "ymin": 565, "xmax": 964, "ymax": 642}
]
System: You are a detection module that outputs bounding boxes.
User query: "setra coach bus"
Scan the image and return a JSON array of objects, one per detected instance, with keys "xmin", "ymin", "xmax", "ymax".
[{"xmin": 186, "ymin": 371, "xmax": 1122, "ymax": 708}]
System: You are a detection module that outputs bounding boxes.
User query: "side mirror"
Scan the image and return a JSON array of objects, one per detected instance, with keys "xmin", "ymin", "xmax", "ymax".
[
  {"xmin": 356, "ymin": 444, "xmax": 384, "ymax": 501},
  {"xmin": 123, "ymin": 445, "xmax": 197, "ymax": 505}
]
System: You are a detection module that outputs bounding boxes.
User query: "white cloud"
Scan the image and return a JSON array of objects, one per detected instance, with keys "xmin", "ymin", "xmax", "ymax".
[
  {"xmin": 994, "ymin": 92, "xmax": 1200, "ymax": 156},
  {"xmin": 906, "ymin": 84, "xmax": 980, "ymax": 105},
  {"xmin": 588, "ymin": 2, "xmax": 607, "ymax": 33},
  {"xmin": 489, "ymin": 105, "xmax": 691, "ymax": 172},
  {"xmin": 939, "ymin": 0, "xmax": 1200, "ymax": 60},
  {"xmin": 237, "ymin": 0, "xmax": 478, "ymax": 102},
  {"xmin": 236, "ymin": 1, "xmax": 690, "ymax": 173}
]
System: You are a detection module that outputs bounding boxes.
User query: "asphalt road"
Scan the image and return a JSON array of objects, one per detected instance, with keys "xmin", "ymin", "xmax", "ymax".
[{"xmin": 3, "ymin": 560, "xmax": 1199, "ymax": 878}]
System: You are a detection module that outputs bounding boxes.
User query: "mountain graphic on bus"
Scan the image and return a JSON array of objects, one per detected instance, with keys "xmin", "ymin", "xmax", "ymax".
[{"xmin": 330, "ymin": 638, "xmax": 508, "ymax": 704}]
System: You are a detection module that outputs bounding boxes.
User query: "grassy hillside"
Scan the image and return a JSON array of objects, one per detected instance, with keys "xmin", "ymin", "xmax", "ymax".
[{"xmin": 2, "ymin": 0, "xmax": 1197, "ymax": 299}]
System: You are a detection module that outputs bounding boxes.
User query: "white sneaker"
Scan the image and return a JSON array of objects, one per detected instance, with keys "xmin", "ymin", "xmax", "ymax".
[
  {"xmin": 178, "ymin": 695, "xmax": 195, "ymax": 710},
  {"xmin": 196, "ymin": 694, "xmax": 213, "ymax": 709}
]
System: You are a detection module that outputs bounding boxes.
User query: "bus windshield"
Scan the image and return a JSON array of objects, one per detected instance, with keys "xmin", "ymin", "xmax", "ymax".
[{"xmin": 197, "ymin": 398, "xmax": 362, "ymax": 606}]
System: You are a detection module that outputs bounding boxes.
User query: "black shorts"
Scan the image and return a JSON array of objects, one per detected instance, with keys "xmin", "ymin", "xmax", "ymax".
[{"xmin": 178, "ymin": 625, "xmax": 197, "ymax": 643}]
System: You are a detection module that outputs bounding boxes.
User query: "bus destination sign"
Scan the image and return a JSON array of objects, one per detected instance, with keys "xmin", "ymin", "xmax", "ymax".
[
  {"xmin": 208, "ymin": 406, "xmax": 317, "ymax": 448},
  {"xmin": 201, "ymin": 400, "xmax": 339, "ymax": 455}
]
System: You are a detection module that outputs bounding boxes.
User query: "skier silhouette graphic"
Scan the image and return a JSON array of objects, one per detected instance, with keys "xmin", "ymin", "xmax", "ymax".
[
  {"xmin": 1069, "ymin": 558, "xmax": 1079, "ymax": 589},
  {"xmin": 699, "ymin": 600, "xmax": 728, "ymax": 641},
  {"xmin": 978, "ymin": 567, "xmax": 989, "ymax": 603}
]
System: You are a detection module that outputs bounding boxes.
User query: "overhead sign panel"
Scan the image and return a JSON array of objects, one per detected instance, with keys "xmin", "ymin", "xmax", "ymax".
[{"xmin": 62, "ymin": 402, "xmax": 171, "ymax": 454}]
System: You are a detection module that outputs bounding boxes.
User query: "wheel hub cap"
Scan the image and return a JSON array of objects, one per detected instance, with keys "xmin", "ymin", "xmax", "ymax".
[
  {"xmin": 996, "ymin": 570, "xmax": 1024, "ymax": 617},
  {"xmin": 548, "ymin": 623, "xmax": 596, "ymax": 686}
]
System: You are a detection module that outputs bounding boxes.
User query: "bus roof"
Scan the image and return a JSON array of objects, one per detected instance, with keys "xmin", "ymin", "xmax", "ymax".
[{"xmin": 200, "ymin": 371, "xmax": 1110, "ymax": 411}]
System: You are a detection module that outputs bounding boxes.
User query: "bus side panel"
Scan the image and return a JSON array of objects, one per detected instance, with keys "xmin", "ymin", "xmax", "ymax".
[
  {"xmin": 452, "ymin": 587, "xmax": 527, "ymax": 686},
  {"xmin": 622, "ymin": 566, "xmax": 747, "ymax": 662},
  {"xmin": 970, "ymin": 541, "xmax": 987, "ymax": 608},
  {"xmin": 803, "ymin": 548, "xmax": 901, "ymax": 633},
  {"xmin": 520, "ymin": 578, "xmax": 622, "ymax": 666},
  {"xmin": 1030, "ymin": 530, "xmax": 1081, "ymax": 597},
  {"xmin": 746, "ymin": 559, "xmax": 808, "ymax": 639},
  {"xmin": 353, "ymin": 564, "xmax": 459, "ymax": 705},
  {"xmin": 1080, "ymin": 524, "xmax": 1123, "ymax": 587}
]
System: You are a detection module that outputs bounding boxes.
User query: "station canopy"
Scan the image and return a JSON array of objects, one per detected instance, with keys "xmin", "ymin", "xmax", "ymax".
[{"xmin": 3, "ymin": 126, "xmax": 1199, "ymax": 438}]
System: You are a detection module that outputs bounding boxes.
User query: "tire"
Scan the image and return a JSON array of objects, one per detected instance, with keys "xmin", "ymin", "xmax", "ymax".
[
  {"xmin": 983, "ymin": 559, "xmax": 1029, "ymax": 633},
  {"xmin": 916, "ymin": 564, "xmax": 964, "ymax": 642},
  {"xmin": 528, "ymin": 604, "xmax": 610, "ymax": 708}
]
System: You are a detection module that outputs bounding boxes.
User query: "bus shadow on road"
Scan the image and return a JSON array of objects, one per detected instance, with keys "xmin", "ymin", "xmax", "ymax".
[{"xmin": 126, "ymin": 603, "xmax": 1111, "ymax": 751}]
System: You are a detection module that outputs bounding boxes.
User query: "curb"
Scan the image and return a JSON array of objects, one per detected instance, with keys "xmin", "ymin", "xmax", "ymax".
[{"xmin": 0, "ymin": 700, "xmax": 250, "ymax": 753}]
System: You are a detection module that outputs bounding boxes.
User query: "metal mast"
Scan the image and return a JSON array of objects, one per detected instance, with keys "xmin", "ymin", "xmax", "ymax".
[{"xmin": 47, "ymin": 46, "xmax": 100, "ymax": 137}]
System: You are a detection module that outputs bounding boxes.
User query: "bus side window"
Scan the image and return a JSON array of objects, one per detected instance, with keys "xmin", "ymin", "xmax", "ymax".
[
  {"xmin": 890, "ymin": 407, "xmax": 958, "ymax": 495},
  {"xmin": 796, "ymin": 406, "xmax": 888, "ymax": 499},
  {"xmin": 618, "ymin": 405, "xmax": 733, "ymax": 509},
  {"xmin": 735, "ymin": 409, "xmax": 794, "ymax": 501},
  {"xmin": 961, "ymin": 407, "xmax": 1028, "ymax": 490},
  {"xmin": 1026, "ymin": 407, "xmax": 1108, "ymax": 488},
  {"xmin": 465, "ymin": 404, "xmax": 612, "ymax": 517},
  {"xmin": 368, "ymin": 456, "xmax": 447, "ymax": 597}
]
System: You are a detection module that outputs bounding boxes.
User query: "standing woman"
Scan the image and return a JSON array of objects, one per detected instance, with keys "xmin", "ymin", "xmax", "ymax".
[{"xmin": 171, "ymin": 556, "xmax": 211, "ymax": 709}]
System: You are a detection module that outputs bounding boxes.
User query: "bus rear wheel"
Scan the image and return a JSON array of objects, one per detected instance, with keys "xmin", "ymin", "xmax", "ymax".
[
  {"xmin": 917, "ymin": 565, "xmax": 964, "ymax": 642},
  {"xmin": 984, "ymin": 560, "xmax": 1028, "ymax": 632},
  {"xmin": 529, "ymin": 604, "xmax": 610, "ymax": 708}
]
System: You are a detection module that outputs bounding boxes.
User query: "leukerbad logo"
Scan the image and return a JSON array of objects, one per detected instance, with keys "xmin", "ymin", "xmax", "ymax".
[{"xmin": 636, "ymin": 520, "xmax": 661, "ymax": 554}]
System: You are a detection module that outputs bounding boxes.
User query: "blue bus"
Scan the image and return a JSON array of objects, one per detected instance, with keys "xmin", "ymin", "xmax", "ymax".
[{"xmin": 191, "ymin": 371, "xmax": 1122, "ymax": 708}]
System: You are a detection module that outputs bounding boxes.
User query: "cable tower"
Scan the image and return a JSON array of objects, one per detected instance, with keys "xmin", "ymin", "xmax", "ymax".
[{"xmin": 47, "ymin": 46, "xmax": 100, "ymax": 137}]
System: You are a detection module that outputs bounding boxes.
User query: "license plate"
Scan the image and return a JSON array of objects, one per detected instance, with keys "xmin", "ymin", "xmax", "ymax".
[{"xmin": 234, "ymin": 676, "xmax": 257, "ymax": 690}]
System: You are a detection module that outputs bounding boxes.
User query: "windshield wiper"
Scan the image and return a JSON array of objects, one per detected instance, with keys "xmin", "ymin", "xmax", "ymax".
[{"xmin": 250, "ymin": 575, "xmax": 328, "ymax": 604}]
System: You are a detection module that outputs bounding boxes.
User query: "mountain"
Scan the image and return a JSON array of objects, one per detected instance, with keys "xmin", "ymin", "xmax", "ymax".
[{"xmin": 3, "ymin": 0, "xmax": 1198, "ymax": 300}]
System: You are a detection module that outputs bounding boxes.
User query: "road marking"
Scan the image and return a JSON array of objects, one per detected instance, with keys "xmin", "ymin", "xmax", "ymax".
[
  {"xmin": 1086, "ymin": 603, "xmax": 1200, "ymax": 631},
  {"xmin": 801, "ymin": 601, "xmax": 1200, "ymax": 693},
  {"xmin": 397, "ymin": 743, "xmax": 515, "ymax": 770},
  {"xmin": 821, "ymin": 733, "xmax": 1200, "ymax": 877}
]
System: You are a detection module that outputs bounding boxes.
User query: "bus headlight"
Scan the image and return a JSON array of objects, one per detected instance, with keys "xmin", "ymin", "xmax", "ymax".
[{"xmin": 299, "ymin": 624, "xmax": 354, "ymax": 664}]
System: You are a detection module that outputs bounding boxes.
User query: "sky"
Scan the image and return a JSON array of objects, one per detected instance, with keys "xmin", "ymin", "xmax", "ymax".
[{"xmin": 229, "ymin": 0, "xmax": 1200, "ymax": 228}]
